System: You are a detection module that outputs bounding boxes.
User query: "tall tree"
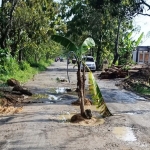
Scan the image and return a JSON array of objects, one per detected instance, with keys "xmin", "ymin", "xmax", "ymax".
[
  {"xmin": 0, "ymin": 0, "xmax": 18, "ymax": 49},
  {"xmin": 0, "ymin": 0, "xmax": 65, "ymax": 63}
]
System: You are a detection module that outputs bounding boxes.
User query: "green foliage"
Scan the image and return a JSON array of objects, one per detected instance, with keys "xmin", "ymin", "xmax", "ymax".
[
  {"xmin": 119, "ymin": 31, "xmax": 144, "ymax": 65},
  {"xmin": 3, "ymin": 57, "xmax": 19, "ymax": 75},
  {"xmin": 79, "ymin": 38, "xmax": 95, "ymax": 57},
  {"xmin": 19, "ymin": 61, "xmax": 31, "ymax": 71},
  {"xmin": 51, "ymin": 35, "xmax": 78, "ymax": 52},
  {"xmin": 88, "ymin": 72, "xmax": 112, "ymax": 117},
  {"xmin": 61, "ymin": 0, "xmax": 139, "ymax": 67},
  {"xmin": 134, "ymin": 85, "xmax": 150, "ymax": 95},
  {"xmin": 30, "ymin": 59, "xmax": 53, "ymax": 71},
  {"xmin": 0, "ymin": 56, "xmax": 36, "ymax": 83},
  {"xmin": 52, "ymin": 35, "xmax": 95, "ymax": 59},
  {"xmin": 0, "ymin": 0, "xmax": 64, "ymax": 66},
  {"xmin": 0, "ymin": 52, "xmax": 53, "ymax": 83}
]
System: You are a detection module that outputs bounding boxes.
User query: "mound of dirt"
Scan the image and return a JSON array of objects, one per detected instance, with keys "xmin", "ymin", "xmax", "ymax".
[
  {"xmin": 0, "ymin": 78, "xmax": 33, "ymax": 115},
  {"xmin": 70, "ymin": 113, "xmax": 105, "ymax": 126},
  {"xmin": 120, "ymin": 68, "xmax": 150, "ymax": 99}
]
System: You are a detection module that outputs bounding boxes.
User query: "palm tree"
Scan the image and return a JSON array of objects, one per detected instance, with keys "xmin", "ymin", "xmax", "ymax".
[{"xmin": 51, "ymin": 35, "xmax": 112, "ymax": 118}]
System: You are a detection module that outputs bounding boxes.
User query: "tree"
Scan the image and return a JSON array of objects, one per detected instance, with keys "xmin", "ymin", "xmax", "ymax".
[
  {"xmin": 89, "ymin": 0, "xmax": 145, "ymax": 65},
  {"xmin": 0, "ymin": 0, "xmax": 65, "ymax": 62},
  {"xmin": 0, "ymin": 0, "xmax": 18, "ymax": 49},
  {"xmin": 51, "ymin": 35, "xmax": 112, "ymax": 118},
  {"xmin": 131, "ymin": 0, "xmax": 150, "ymax": 16}
]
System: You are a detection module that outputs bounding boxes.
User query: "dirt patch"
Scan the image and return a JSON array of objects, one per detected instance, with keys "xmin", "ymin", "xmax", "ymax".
[
  {"xmin": 59, "ymin": 113, "xmax": 105, "ymax": 126},
  {"xmin": 0, "ymin": 78, "xmax": 33, "ymax": 115},
  {"xmin": 70, "ymin": 114, "xmax": 105, "ymax": 126},
  {"xmin": 0, "ymin": 106, "xmax": 23, "ymax": 115}
]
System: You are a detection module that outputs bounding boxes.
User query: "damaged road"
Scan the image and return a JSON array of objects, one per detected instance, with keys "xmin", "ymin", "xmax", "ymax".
[{"xmin": 0, "ymin": 61, "xmax": 150, "ymax": 150}]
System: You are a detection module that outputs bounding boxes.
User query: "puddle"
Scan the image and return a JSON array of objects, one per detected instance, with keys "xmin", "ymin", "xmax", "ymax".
[
  {"xmin": 56, "ymin": 87, "xmax": 67, "ymax": 93},
  {"xmin": 101, "ymin": 89, "xmax": 146, "ymax": 103},
  {"xmin": 112, "ymin": 127, "xmax": 136, "ymax": 142},
  {"xmin": 49, "ymin": 87, "xmax": 90, "ymax": 95},
  {"xmin": 32, "ymin": 88, "xmax": 91, "ymax": 104},
  {"xmin": 45, "ymin": 101, "xmax": 54, "ymax": 104},
  {"xmin": 48, "ymin": 94, "xmax": 59, "ymax": 100}
]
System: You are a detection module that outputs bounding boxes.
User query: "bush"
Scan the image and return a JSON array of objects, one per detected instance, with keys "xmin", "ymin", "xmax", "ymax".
[
  {"xmin": 19, "ymin": 61, "xmax": 31, "ymax": 71},
  {"xmin": 0, "ymin": 57, "xmax": 53, "ymax": 83}
]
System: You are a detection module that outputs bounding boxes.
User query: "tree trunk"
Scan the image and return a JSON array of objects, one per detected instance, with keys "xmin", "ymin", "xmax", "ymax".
[
  {"xmin": 112, "ymin": 17, "xmax": 121, "ymax": 65},
  {"xmin": 18, "ymin": 50, "xmax": 22, "ymax": 62},
  {"xmin": 0, "ymin": 0, "xmax": 18, "ymax": 49},
  {"xmin": 35, "ymin": 54, "xmax": 38, "ymax": 63},
  {"xmin": 77, "ymin": 61, "xmax": 85, "ymax": 116},
  {"xmin": 96, "ymin": 46, "xmax": 101, "ymax": 70}
]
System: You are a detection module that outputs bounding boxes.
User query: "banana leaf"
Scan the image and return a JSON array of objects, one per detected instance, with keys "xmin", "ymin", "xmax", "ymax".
[
  {"xmin": 51, "ymin": 35, "xmax": 78, "ymax": 52},
  {"xmin": 88, "ymin": 72, "xmax": 112, "ymax": 117},
  {"xmin": 135, "ymin": 32, "xmax": 144, "ymax": 46},
  {"xmin": 80, "ymin": 38, "xmax": 95, "ymax": 55}
]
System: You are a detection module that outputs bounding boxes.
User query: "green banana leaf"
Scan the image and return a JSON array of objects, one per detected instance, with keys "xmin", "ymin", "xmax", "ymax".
[
  {"xmin": 88, "ymin": 72, "xmax": 112, "ymax": 117},
  {"xmin": 51, "ymin": 35, "xmax": 78, "ymax": 52},
  {"xmin": 52, "ymin": 35, "xmax": 95, "ymax": 58},
  {"xmin": 80, "ymin": 38, "xmax": 95, "ymax": 55},
  {"xmin": 135, "ymin": 32, "xmax": 144, "ymax": 46},
  {"xmin": 127, "ymin": 31, "xmax": 133, "ymax": 39}
]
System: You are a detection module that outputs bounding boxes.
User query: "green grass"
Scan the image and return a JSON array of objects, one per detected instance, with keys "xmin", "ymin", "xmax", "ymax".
[
  {"xmin": 0, "ymin": 59, "xmax": 53, "ymax": 84},
  {"xmin": 133, "ymin": 83, "xmax": 150, "ymax": 95}
]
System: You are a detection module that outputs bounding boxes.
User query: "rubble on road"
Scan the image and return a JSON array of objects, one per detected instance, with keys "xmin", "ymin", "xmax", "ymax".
[
  {"xmin": 98, "ymin": 65, "xmax": 128, "ymax": 79},
  {"xmin": 0, "ymin": 79, "xmax": 33, "ymax": 112}
]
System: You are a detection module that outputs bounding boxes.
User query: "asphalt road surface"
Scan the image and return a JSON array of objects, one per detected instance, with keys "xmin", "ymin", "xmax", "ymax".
[{"xmin": 0, "ymin": 61, "xmax": 150, "ymax": 150}]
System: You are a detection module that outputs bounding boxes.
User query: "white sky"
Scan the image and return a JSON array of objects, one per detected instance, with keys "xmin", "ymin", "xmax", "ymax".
[
  {"xmin": 133, "ymin": 0, "xmax": 150, "ymax": 46},
  {"xmin": 133, "ymin": 15, "xmax": 150, "ymax": 46}
]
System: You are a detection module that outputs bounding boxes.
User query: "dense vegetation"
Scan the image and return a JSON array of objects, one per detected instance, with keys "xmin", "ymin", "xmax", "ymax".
[
  {"xmin": 0, "ymin": 0, "xmax": 65, "ymax": 83},
  {"xmin": 0, "ymin": 0, "xmax": 149, "ymax": 83}
]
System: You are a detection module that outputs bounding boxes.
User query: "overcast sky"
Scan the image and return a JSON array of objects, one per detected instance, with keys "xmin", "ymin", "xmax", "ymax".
[{"xmin": 133, "ymin": 0, "xmax": 150, "ymax": 46}]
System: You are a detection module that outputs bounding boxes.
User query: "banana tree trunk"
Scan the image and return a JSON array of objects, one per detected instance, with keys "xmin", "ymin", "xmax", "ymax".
[{"xmin": 77, "ymin": 61, "xmax": 85, "ymax": 116}]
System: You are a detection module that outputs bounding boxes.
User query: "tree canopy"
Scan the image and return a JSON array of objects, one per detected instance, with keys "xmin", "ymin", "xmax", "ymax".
[{"xmin": 0, "ymin": 0, "xmax": 148, "ymax": 72}]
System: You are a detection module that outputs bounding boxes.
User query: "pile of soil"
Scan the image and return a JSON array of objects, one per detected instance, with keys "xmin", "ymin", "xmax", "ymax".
[
  {"xmin": 0, "ymin": 78, "xmax": 33, "ymax": 114},
  {"xmin": 120, "ymin": 65, "xmax": 150, "ymax": 99},
  {"xmin": 98, "ymin": 65, "xmax": 128, "ymax": 79},
  {"xmin": 70, "ymin": 113, "xmax": 105, "ymax": 126}
]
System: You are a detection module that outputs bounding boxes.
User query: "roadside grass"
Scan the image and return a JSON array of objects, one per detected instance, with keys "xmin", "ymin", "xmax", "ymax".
[
  {"xmin": 0, "ymin": 59, "xmax": 53, "ymax": 84},
  {"xmin": 133, "ymin": 83, "xmax": 150, "ymax": 96}
]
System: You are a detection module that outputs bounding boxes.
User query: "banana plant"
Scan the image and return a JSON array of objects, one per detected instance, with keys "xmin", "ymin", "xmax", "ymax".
[
  {"xmin": 51, "ymin": 35, "xmax": 112, "ymax": 118},
  {"xmin": 119, "ymin": 31, "xmax": 144, "ymax": 65}
]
